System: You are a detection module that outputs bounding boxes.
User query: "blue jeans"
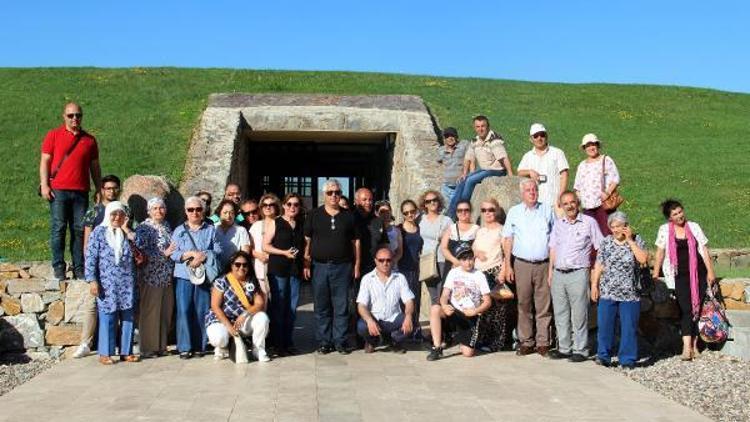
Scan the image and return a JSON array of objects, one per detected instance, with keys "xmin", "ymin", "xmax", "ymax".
[
  {"xmin": 97, "ymin": 307, "xmax": 134, "ymax": 357},
  {"xmin": 49, "ymin": 189, "xmax": 88, "ymax": 275},
  {"xmin": 401, "ymin": 269, "xmax": 422, "ymax": 339},
  {"xmin": 357, "ymin": 314, "xmax": 408, "ymax": 346},
  {"xmin": 268, "ymin": 273, "xmax": 301, "ymax": 350},
  {"xmin": 441, "ymin": 183, "xmax": 457, "ymax": 208},
  {"xmin": 447, "ymin": 169, "xmax": 507, "ymax": 218},
  {"xmin": 175, "ymin": 277, "xmax": 210, "ymax": 353},
  {"xmin": 312, "ymin": 261, "xmax": 352, "ymax": 348},
  {"xmin": 597, "ymin": 298, "xmax": 640, "ymax": 366}
]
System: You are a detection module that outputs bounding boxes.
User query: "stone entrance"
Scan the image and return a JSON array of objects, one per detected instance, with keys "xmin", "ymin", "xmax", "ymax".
[{"xmin": 179, "ymin": 94, "xmax": 442, "ymax": 208}]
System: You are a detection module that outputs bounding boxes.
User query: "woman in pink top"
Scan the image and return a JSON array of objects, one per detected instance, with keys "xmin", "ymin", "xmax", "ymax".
[
  {"xmin": 473, "ymin": 198, "xmax": 515, "ymax": 351},
  {"xmin": 573, "ymin": 133, "xmax": 620, "ymax": 235}
]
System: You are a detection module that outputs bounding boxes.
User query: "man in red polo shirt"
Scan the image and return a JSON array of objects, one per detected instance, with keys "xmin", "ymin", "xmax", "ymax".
[{"xmin": 39, "ymin": 102, "xmax": 101, "ymax": 280}]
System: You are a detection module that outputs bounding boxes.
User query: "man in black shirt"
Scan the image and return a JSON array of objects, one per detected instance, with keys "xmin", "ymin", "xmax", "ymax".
[
  {"xmin": 353, "ymin": 187, "xmax": 388, "ymax": 276},
  {"xmin": 304, "ymin": 179, "xmax": 361, "ymax": 354}
]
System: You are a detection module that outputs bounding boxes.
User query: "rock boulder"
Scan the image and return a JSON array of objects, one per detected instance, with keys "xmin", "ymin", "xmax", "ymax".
[
  {"xmin": 470, "ymin": 176, "xmax": 524, "ymax": 223},
  {"xmin": 0, "ymin": 314, "xmax": 43, "ymax": 350}
]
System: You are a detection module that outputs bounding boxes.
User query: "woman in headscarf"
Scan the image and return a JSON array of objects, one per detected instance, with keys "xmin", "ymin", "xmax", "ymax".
[
  {"xmin": 652, "ymin": 199, "xmax": 716, "ymax": 360},
  {"xmin": 135, "ymin": 197, "xmax": 176, "ymax": 358},
  {"xmin": 84, "ymin": 201, "xmax": 139, "ymax": 365}
]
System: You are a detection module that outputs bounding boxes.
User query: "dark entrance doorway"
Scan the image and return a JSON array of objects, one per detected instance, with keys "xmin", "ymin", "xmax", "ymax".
[{"xmin": 245, "ymin": 131, "xmax": 396, "ymax": 208}]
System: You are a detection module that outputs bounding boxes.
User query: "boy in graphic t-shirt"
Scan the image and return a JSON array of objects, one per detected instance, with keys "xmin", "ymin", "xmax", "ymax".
[{"xmin": 440, "ymin": 244, "xmax": 492, "ymax": 357}]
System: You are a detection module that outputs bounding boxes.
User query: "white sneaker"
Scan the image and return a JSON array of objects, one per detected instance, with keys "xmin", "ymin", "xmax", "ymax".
[
  {"xmin": 214, "ymin": 347, "xmax": 229, "ymax": 360},
  {"xmin": 253, "ymin": 348, "xmax": 271, "ymax": 362},
  {"xmin": 72, "ymin": 343, "xmax": 90, "ymax": 359}
]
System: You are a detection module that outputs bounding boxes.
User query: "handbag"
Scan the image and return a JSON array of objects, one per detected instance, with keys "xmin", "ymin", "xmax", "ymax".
[
  {"xmin": 634, "ymin": 264, "xmax": 654, "ymax": 294},
  {"xmin": 419, "ymin": 251, "xmax": 439, "ymax": 282},
  {"xmin": 38, "ymin": 133, "xmax": 82, "ymax": 196},
  {"xmin": 600, "ymin": 155, "xmax": 624, "ymax": 211},
  {"xmin": 699, "ymin": 284, "xmax": 731, "ymax": 343},
  {"xmin": 490, "ymin": 282, "xmax": 514, "ymax": 301},
  {"xmin": 129, "ymin": 240, "xmax": 148, "ymax": 268}
]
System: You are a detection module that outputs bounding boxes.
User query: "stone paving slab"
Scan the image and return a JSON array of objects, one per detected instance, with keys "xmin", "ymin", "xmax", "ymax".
[{"xmin": 0, "ymin": 347, "xmax": 710, "ymax": 422}]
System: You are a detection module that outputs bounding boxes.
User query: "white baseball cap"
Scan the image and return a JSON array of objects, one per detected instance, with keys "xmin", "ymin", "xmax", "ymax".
[
  {"xmin": 529, "ymin": 123, "xmax": 547, "ymax": 136},
  {"xmin": 580, "ymin": 133, "xmax": 601, "ymax": 147}
]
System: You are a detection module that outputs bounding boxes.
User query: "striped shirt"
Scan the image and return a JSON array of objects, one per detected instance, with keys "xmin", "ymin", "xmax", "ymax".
[{"xmin": 356, "ymin": 270, "xmax": 415, "ymax": 322}]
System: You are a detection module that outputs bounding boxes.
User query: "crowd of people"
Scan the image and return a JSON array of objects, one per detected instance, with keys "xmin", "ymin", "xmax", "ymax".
[{"xmin": 39, "ymin": 102, "xmax": 718, "ymax": 366}]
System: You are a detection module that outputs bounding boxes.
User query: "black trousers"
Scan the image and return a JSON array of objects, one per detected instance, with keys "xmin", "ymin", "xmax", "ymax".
[{"xmin": 674, "ymin": 273, "xmax": 707, "ymax": 337}]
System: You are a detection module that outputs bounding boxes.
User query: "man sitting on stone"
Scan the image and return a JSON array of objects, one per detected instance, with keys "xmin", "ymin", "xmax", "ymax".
[
  {"xmin": 356, "ymin": 247, "xmax": 415, "ymax": 353},
  {"xmin": 210, "ymin": 183, "xmax": 245, "ymax": 224},
  {"xmin": 446, "ymin": 115, "xmax": 514, "ymax": 218}
]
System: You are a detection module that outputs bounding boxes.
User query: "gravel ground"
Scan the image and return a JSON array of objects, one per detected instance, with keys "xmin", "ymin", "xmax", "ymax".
[
  {"xmin": 0, "ymin": 354, "xmax": 58, "ymax": 397},
  {"xmin": 615, "ymin": 351, "xmax": 750, "ymax": 422}
]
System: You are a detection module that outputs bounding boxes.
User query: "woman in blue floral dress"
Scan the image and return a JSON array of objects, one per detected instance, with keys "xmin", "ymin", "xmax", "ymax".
[
  {"xmin": 84, "ymin": 201, "xmax": 140, "ymax": 365},
  {"xmin": 135, "ymin": 197, "xmax": 176, "ymax": 358}
]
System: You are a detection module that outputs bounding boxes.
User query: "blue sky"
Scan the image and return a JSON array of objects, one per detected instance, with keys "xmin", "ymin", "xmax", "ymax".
[{"xmin": 3, "ymin": 1, "xmax": 749, "ymax": 93}]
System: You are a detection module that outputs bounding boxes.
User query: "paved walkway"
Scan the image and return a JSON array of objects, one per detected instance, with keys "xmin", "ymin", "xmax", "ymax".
[{"xmin": 1, "ymin": 285, "xmax": 709, "ymax": 422}]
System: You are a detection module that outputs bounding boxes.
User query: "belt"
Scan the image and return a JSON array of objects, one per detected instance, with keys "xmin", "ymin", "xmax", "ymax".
[
  {"xmin": 513, "ymin": 256, "xmax": 549, "ymax": 265},
  {"xmin": 555, "ymin": 267, "xmax": 586, "ymax": 274}
]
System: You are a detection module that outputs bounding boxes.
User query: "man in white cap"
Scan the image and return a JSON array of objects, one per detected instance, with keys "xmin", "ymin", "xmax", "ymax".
[{"xmin": 517, "ymin": 123, "xmax": 569, "ymax": 214}]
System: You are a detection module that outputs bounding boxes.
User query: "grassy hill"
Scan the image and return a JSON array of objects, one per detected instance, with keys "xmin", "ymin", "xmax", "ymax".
[{"xmin": 1, "ymin": 68, "xmax": 749, "ymax": 262}]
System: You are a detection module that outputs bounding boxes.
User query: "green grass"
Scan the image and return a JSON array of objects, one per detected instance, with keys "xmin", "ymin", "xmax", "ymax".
[{"xmin": 1, "ymin": 68, "xmax": 749, "ymax": 261}]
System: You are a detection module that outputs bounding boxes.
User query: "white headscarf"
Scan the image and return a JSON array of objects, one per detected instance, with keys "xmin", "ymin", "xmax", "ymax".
[{"xmin": 99, "ymin": 201, "xmax": 127, "ymax": 264}]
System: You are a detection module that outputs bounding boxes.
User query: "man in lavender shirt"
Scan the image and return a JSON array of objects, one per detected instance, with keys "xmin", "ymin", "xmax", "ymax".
[{"xmin": 547, "ymin": 190, "xmax": 603, "ymax": 362}]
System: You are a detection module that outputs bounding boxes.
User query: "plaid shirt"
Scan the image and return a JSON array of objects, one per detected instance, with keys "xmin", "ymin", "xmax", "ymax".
[{"xmin": 204, "ymin": 276, "xmax": 257, "ymax": 327}]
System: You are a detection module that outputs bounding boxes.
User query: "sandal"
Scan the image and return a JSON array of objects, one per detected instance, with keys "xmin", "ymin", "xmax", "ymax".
[
  {"xmin": 121, "ymin": 355, "xmax": 141, "ymax": 363},
  {"xmin": 99, "ymin": 356, "xmax": 115, "ymax": 365}
]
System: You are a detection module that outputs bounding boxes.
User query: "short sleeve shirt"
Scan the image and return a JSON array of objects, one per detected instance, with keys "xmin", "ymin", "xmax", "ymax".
[
  {"xmin": 214, "ymin": 224, "xmax": 251, "ymax": 268},
  {"xmin": 204, "ymin": 276, "xmax": 259, "ymax": 327},
  {"xmin": 573, "ymin": 156, "xmax": 621, "ymax": 210},
  {"xmin": 465, "ymin": 131, "xmax": 508, "ymax": 171},
  {"xmin": 443, "ymin": 267, "xmax": 490, "ymax": 311},
  {"xmin": 596, "ymin": 235, "xmax": 645, "ymax": 302},
  {"xmin": 41, "ymin": 125, "xmax": 99, "ymax": 191},
  {"xmin": 517, "ymin": 145, "xmax": 569, "ymax": 206},
  {"xmin": 304, "ymin": 207, "xmax": 359, "ymax": 263},
  {"xmin": 356, "ymin": 270, "xmax": 415, "ymax": 322},
  {"xmin": 437, "ymin": 140, "xmax": 469, "ymax": 185}
]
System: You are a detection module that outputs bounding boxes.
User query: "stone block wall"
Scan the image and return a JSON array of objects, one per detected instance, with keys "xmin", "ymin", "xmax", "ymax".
[{"xmin": 0, "ymin": 263, "xmax": 84, "ymax": 360}]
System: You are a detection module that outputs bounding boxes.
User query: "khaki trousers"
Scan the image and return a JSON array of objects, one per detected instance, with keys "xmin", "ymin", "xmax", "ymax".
[
  {"xmin": 138, "ymin": 284, "xmax": 174, "ymax": 354},
  {"xmin": 80, "ymin": 293, "xmax": 97, "ymax": 346},
  {"xmin": 514, "ymin": 259, "xmax": 552, "ymax": 347}
]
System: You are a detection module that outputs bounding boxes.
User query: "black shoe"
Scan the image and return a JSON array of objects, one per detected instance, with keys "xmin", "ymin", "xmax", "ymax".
[
  {"xmin": 195, "ymin": 351, "xmax": 206, "ymax": 358},
  {"xmin": 621, "ymin": 363, "xmax": 636, "ymax": 370},
  {"xmin": 54, "ymin": 269, "xmax": 67, "ymax": 281},
  {"xmin": 285, "ymin": 347, "xmax": 299, "ymax": 356},
  {"xmin": 595, "ymin": 358, "xmax": 611, "ymax": 367},
  {"xmin": 317, "ymin": 345, "xmax": 333, "ymax": 355},
  {"xmin": 73, "ymin": 270, "xmax": 85, "ymax": 280},
  {"xmin": 390, "ymin": 344, "xmax": 407, "ymax": 354},
  {"xmin": 426, "ymin": 346, "xmax": 443, "ymax": 361},
  {"xmin": 548, "ymin": 350, "xmax": 571, "ymax": 360},
  {"xmin": 568, "ymin": 354, "xmax": 587, "ymax": 363},
  {"xmin": 179, "ymin": 352, "xmax": 193, "ymax": 360},
  {"xmin": 336, "ymin": 345, "xmax": 352, "ymax": 355}
]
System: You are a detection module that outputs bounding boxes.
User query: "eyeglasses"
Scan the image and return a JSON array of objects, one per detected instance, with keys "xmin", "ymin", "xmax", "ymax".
[
  {"xmin": 285, "ymin": 202, "xmax": 301, "ymax": 208},
  {"xmin": 378, "ymin": 208, "xmax": 390, "ymax": 214},
  {"xmin": 480, "ymin": 208, "xmax": 496, "ymax": 213},
  {"xmin": 532, "ymin": 133, "xmax": 547, "ymax": 139},
  {"xmin": 376, "ymin": 258, "xmax": 392, "ymax": 264},
  {"xmin": 325, "ymin": 190, "xmax": 342, "ymax": 197},
  {"xmin": 232, "ymin": 262, "xmax": 249, "ymax": 268},
  {"xmin": 456, "ymin": 208, "xmax": 471, "ymax": 213},
  {"xmin": 402, "ymin": 209, "xmax": 417, "ymax": 216},
  {"xmin": 424, "ymin": 198, "xmax": 438, "ymax": 204},
  {"xmin": 186, "ymin": 207, "xmax": 203, "ymax": 213},
  {"xmin": 66, "ymin": 113, "xmax": 82, "ymax": 119},
  {"xmin": 262, "ymin": 202, "xmax": 275, "ymax": 208}
]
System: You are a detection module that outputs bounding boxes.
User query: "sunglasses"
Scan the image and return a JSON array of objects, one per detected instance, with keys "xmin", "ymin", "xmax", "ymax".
[
  {"xmin": 186, "ymin": 207, "xmax": 203, "ymax": 213},
  {"xmin": 262, "ymin": 202, "xmax": 275, "ymax": 208},
  {"xmin": 285, "ymin": 202, "xmax": 301, "ymax": 208},
  {"xmin": 325, "ymin": 190, "xmax": 342, "ymax": 197},
  {"xmin": 376, "ymin": 258, "xmax": 392, "ymax": 264},
  {"xmin": 232, "ymin": 262, "xmax": 249, "ymax": 268},
  {"xmin": 402, "ymin": 209, "xmax": 417, "ymax": 216},
  {"xmin": 532, "ymin": 133, "xmax": 547, "ymax": 139},
  {"xmin": 424, "ymin": 198, "xmax": 438, "ymax": 204},
  {"xmin": 66, "ymin": 113, "xmax": 83, "ymax": 119},
  {"xmin": 456, "ymin": 208, "xmax": 471, "ymax": 213},
  {"xmin": 242, "ymin": 209, "xmax": 259, "ymax": 216},
  {"xmin": 480, "ymin": 208, "xmax": 496, "ymax": 213}
]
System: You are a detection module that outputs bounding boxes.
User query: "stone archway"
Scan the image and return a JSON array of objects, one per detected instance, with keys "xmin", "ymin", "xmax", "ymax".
[{"xmin": 179, "ymin": 94, "xmax": 442, "ymax": 209}]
